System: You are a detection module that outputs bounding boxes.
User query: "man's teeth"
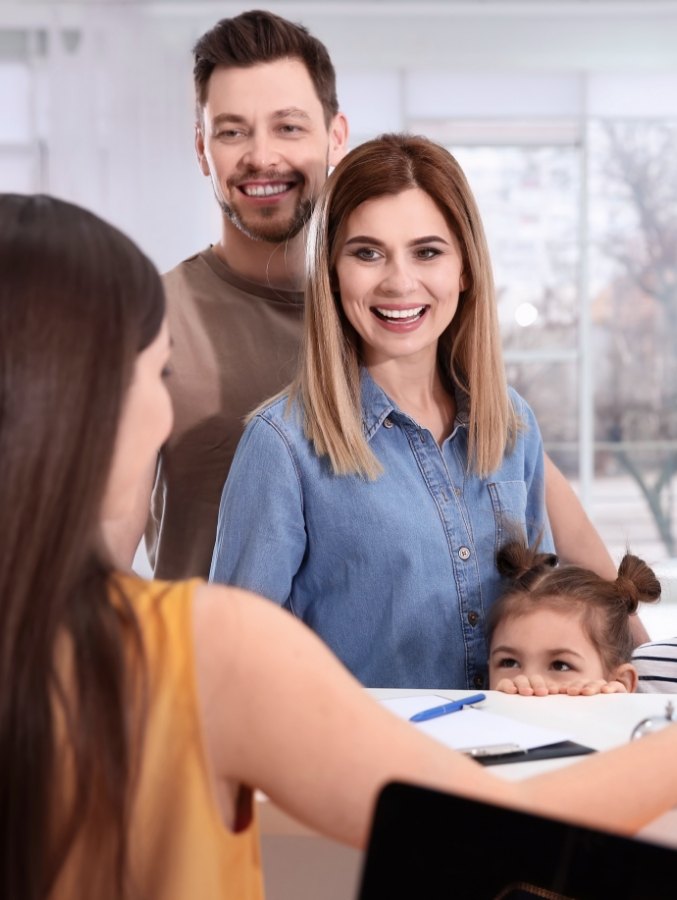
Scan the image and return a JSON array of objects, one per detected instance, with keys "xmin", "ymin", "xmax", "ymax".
[
  {"xmin": 375, "ymin": 306, "xmax": 425, "ymax": 320},
  {"xmin": 243, "ymin": 183, "xmax": 289, "ymax": 197}
]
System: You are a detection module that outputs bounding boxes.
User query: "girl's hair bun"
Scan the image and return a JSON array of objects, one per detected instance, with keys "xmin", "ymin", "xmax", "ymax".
[
  {"xmin": 616, "ymin": 554, "xmax": 662, "ymax": 614},
  {"xmin": 497, "ymin": 540, "xmax": 558, "ymax": 587}
]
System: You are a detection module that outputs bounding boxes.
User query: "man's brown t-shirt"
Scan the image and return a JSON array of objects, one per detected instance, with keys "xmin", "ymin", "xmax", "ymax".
[{"xmin": 147, "ymin": 248, "xmax": 303, "ymax": 579}]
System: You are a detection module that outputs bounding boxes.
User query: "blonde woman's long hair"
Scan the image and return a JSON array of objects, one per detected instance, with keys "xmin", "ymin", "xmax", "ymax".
[{"xmin": 290, "ymin": 132, "xmax": 518, "ymax": 479}]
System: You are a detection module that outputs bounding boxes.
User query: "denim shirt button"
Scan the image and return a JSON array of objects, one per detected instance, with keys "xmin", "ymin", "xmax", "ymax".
[
  {"xmin": 467, "ymin": 611, "xmax": 479, "ymax": 626},
  {"xmin": 458, "ymin": 546, "xmax": 471, "ymax": 560},
  {"xmin": 473, "ymin": 674, "xmax": 484, "ymax": 689},
  {"xmin": 383, "ymin": 417, "xmax": 394, "ymax": 429}
]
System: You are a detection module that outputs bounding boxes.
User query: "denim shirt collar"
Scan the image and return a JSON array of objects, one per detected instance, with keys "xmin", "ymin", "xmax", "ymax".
[{"xmin": 359, "ymin": 367, "xmax": 469, "ymax": 444}]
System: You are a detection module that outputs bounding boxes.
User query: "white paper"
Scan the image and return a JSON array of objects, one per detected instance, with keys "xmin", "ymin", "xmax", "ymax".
[{"xmin": 380, "ymin": 695, "xmax": 573, "ymax": 752}]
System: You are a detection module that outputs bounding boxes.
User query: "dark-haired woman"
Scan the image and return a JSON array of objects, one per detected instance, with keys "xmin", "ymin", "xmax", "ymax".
[{"xmin": 4, "ymin": 193, "xmax": 677, "ymax": 900}]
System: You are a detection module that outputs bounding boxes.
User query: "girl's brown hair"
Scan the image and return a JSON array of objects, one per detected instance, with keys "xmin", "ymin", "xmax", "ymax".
[
  {"xmin": 0, "ymin": 194, "xmax": 165, "ymax": 898},
  {"xmin": 489, "ymin": 541, "xmax": 661, "ymax": 673}
]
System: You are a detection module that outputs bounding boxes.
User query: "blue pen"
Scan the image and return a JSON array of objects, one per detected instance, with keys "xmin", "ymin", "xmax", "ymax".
[{"xmin": 409, "ymin": 692, "xmax": 487, "ymax": 723}]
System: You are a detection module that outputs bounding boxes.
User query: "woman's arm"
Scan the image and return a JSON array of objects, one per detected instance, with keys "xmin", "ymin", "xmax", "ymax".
[
  {"xmin": 544, "ymin": 454, "xmax": 615, "ymax": 575},
  {"xmin": 193, "ymin": 583, "xmax": 677, "ymax": 848},
  {"xmin": 101, "ymin": 459, "xmax": 156, "ymax": 568},
  {"xmin": 544, "ymin": 454, "xmax": 650, "ymax": 643}
]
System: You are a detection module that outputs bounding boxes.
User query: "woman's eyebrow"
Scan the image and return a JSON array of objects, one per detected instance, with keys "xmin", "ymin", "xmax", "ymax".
[{"xmin": 342, "ymin": 234, "xmax": 449, "ymax": 247}]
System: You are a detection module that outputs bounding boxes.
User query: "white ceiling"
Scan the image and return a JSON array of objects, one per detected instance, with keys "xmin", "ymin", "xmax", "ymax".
[{"xmin": 2, "ymin": 1, "xmax": 677, "ymax": 72}]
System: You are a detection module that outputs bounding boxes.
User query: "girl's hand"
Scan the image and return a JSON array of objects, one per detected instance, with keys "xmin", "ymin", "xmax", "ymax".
[
  {"xmin": 494, "ymin": 674, "xmax": 562, "ymax": 696},
  {"xmin": 560, "ymin": 679, "xmax": 630, "ymax": 696},
  {"xmin": 494, "ymin": 675, "xmax": 630, "ymax": 696}
]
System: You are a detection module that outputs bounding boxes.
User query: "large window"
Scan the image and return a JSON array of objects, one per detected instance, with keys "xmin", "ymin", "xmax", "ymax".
[
  {"xmin": 588, "ymin": 120, "xmax": 677, "ymax": 563},
  {"xmin": 408, "ymin": 111, "xmax": 677, "ymax": 576},
  {"xmin": 0, "ymin": 59, "xmax": 38, "ymax": 193}
]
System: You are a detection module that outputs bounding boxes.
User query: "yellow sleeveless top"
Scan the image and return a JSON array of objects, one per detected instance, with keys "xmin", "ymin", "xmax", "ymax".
[{"xmin": 50, "ymin": 575, "xmax": 264, "ymax": 900}]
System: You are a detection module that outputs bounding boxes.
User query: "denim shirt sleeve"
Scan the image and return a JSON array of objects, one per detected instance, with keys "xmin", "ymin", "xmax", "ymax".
[{"xmin": 209, "ymin": 413, "xmax": 306, "ymax": 603}]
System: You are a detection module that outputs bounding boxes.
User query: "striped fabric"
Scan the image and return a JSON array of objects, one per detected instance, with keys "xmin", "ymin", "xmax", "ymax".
[{"xmin": 633, "ymin": 639, "xmax": 677, "ymax": 693}]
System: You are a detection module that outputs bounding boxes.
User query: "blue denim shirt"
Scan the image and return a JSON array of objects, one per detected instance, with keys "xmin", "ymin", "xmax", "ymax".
[{"xmin": 210, "ymin": 371, "xmax": 552, "ymax": 689}]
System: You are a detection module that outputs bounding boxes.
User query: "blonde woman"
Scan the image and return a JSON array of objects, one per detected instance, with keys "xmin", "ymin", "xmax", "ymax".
[{"xmin": 211, "ymin": 133, "xmax": 553, "ymax": 689}]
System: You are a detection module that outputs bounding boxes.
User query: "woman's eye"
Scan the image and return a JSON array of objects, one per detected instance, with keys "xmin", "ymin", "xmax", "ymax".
[
  {"xmin": 415, "ymin": 247, "xmax": 441, "ymax": 260},
  {"xmin": 550, "ymin": 660, "xmax": 573, "ymax": 672},
  {"xmin": 353, "ymin": 248, "xmax": 379, "ymax": 261}
]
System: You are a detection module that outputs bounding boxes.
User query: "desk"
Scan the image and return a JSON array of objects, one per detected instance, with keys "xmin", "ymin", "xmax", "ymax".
[{"xmin": 260, "ymin": 689, "xmax": 677, "ymax": 900}]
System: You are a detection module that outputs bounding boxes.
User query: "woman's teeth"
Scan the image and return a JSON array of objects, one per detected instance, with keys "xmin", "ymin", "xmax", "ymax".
[{"xmin": 374, "ymin": 306, "xmax": 425, "ymax": 321}]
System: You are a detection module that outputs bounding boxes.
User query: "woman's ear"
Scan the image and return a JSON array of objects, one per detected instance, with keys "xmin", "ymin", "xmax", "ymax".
[{"xmin": 612, "ymin": 662, "xmax": 638, "ymax": 693}]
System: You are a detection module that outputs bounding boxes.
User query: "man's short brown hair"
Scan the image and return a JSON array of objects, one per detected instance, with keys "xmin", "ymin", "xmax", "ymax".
[{"xmin": 193, "ymin": 9, "xmax": 339, "ymax": 126}]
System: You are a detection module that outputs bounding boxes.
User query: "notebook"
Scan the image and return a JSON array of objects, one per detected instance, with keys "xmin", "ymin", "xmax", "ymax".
[{"xmin": 379, "ymin": 694, "xmax": 594, "ymax": 764}]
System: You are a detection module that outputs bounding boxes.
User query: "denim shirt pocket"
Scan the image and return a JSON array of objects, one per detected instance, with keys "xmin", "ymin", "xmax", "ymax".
[{"xmin": 487, "ymin": 481, "xmax": 529, "ymax": 550}]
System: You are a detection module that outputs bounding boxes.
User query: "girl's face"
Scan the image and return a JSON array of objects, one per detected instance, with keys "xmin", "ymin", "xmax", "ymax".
[
  {"xmin": 102, "ymin": 319, "xmax": 173, "ymax": 522},
  {"xmin": 488, "ymin": 605, "xmax": 610, "ymax": 689},
  {"xmin": 334, "ymin": 188, "xmax": 465, "ymax": 370}
]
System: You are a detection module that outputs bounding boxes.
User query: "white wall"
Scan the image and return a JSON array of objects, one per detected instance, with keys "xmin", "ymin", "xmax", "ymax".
[{"xmin": 2, "ymin": 1, "xmax": 677, "ymax": 270}]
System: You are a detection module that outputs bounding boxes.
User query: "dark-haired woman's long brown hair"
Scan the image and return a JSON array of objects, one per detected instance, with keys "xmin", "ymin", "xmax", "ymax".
[{"xmin": 0, "ymin": 194, "xmax": 165, "ymax": 899}]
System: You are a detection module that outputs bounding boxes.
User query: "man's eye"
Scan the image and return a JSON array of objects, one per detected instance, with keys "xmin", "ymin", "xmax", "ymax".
[
  {"xmin": 279, "ymin": 124, "xmax": 303, "ymax": 134},
  {"xmin": 550, "ymin": 660, "xmax": 573, "ymax": 672}
]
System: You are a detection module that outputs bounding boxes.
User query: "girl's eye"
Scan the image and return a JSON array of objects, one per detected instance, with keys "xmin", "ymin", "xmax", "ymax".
[
  {"xmin": 497, "ymin": 657, "xmax": 519, "ymax": 669},
  {"xmin": 550, "ymin": 660, "xmax": 573, "ymax": 672}
]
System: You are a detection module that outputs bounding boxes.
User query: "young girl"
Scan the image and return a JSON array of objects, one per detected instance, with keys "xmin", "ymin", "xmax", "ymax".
[{"xmin": 488, "ymin": 541, "xmax": 661, "ymax": 695}]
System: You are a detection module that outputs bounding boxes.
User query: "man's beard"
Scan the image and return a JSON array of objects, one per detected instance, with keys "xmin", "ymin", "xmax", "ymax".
[{"xmin": 219, "ymin": 192, "xmax": 313, "ymax": 243}]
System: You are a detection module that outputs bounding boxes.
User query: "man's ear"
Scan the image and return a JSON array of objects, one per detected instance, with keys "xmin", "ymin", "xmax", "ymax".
[
  {"xmin": 328, "ymin": 112, "xmax": 349, "ymax": 168},
  {"xmin": 195, "ymin": 124, "xmax": 210, "ymax": 176},
  {"xmin": 612, "ymin": 662, "xmax": 638, "ymax": 693}
]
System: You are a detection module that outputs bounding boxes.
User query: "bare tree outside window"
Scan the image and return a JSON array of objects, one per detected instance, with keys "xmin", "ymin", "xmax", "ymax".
[{"xmin": 590, "ymin": 121, "xmax": 677, "ymax": 557}]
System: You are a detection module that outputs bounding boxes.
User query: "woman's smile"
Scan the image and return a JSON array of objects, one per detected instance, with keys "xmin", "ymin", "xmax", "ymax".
[{"xmin": 371, "ymin": 304, "xmax": 429, "ymax": 329}]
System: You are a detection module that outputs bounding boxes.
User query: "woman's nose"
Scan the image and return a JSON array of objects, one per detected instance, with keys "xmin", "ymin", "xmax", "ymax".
[{"xmin": 378, "ymin": 259, "xmax": 417, "ymax": 296}]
